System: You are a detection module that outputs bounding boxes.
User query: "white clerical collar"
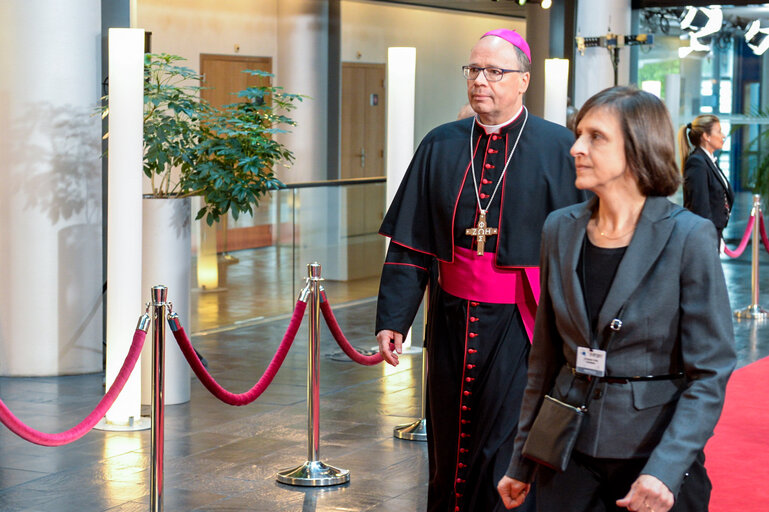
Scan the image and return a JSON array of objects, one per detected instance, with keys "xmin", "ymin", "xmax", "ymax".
[{"xmin": 476, "ymin": 106, "xmax": 524, "ymax": 134}]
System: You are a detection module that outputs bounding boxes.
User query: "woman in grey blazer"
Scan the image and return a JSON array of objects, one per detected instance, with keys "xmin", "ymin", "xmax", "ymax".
[{"xmin": 498, "ymin": 87, "xmax": 735, "ymax": 512}]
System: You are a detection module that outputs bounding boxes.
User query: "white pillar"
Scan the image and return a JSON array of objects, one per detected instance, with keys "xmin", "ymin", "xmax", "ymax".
[
  {"xmin": 0, "ymin": 0, "xmax": 103, "ymax": 376},
  {"xmin": 276, "ymin": 1, "xmax": 337, "ymax": 279},
  {"xmin": 574, "ymin": 0, "xmax": 632, "ymax": 108},
  {"xmin": 386, "ymin": 47, "xmax": 416, "ymax": 208},
  {"xmin": 276, "ymin": 0, "xmax": 328, "ymax": 183},
  {"xmin": 386, "ymin": 47, "xmax": 417, "ymax": 349},
  {"xmin": 665, "ymin": 73, "xmax": 682, "ymax": 138},
  {"xmin": 544, "ymin": 58, "xmax": 570, "ymax": 126},
  {"xmin": 105, "ymin": 28, "xmax": 144, "ymax": 424}
]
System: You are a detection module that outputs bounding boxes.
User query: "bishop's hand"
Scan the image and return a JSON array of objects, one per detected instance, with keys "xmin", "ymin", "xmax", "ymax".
[{"xmin": 376, "ymin": 330, "xmax": 402, "ymax": 366}]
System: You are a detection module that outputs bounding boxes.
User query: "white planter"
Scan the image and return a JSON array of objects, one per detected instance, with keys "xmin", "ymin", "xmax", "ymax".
[{"xmin": 141, "ymin": 196, "xmax": 191, "ymax": 405}]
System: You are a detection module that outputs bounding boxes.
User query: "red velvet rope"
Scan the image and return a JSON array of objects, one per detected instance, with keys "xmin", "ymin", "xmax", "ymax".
[
  {"xmin": 0, "ymin": 329, "xmax": 147, "ymax": 447},
  {"xmin": 172, "ymin": 300, "xmax": 307, "ymax": 406},
  {"xmin": 724, "ymin": 214, "xmax": 755, "ymax": 258},
  {"xmin": 760, "ymin": 213, "xmax": 769, "ymax": 255},
  {"xmin": 320, "ymin": 291, "xmax": 384, "ymax": 366}
]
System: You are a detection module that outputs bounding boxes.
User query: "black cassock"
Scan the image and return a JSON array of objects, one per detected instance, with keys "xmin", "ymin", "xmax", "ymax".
[{"xmin": 376, "ymin": 111, "xmax": 585, "ymax": 512}]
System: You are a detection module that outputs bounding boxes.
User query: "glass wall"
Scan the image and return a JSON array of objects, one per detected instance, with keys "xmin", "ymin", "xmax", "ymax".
[
  {"xmin": 635, "ymin": 6, "xmax": 769, "ymax": 192},
  {"xmin": 190, "ymin": 179, "xmax": 386, "ymax": 333}
]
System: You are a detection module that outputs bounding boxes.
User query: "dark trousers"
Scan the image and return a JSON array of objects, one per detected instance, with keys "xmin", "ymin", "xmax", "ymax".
[{"xmin": 534, "ymin": 450, "xmax": 711, "ymax": 512}]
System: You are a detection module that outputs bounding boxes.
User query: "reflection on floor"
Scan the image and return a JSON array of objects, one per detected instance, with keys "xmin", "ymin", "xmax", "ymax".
[
  {"xmin": 191, "ymin": 247, "xmax": 382, "ymax": 334},
  {"xmin": 0, "ymin": 192, "xmax": 767, "ymax": 511}
]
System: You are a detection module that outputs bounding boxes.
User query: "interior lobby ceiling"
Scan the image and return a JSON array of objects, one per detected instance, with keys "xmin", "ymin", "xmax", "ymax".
[
  {"xmin": 366, "ymin": 0, "xmax": 527, "ymax": 19},
  {"xmin": 368, "ymin": 1, "xmax": 769, "ymax": 19}
]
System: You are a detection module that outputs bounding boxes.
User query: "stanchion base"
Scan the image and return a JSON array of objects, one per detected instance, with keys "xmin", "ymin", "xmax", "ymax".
[
  {"xmin": 734, "ymin": 305, "xmax": 769, "ymax": 319},
  {"xmin": 276, "ymin": 460, "xmax": 350, "ymax": 487},
  {"xmin": 393, "ymin": 418, "xmax": 427, "ymax": 441},
  {"xmin": 93, "ymin": 416, "xmax": 151, "ymax": 432}
]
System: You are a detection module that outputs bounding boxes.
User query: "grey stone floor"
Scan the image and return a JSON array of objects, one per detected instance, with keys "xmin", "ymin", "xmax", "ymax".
[{"xmin": 1, "ymin": 193, "xmax": 768, "ymax": 511}]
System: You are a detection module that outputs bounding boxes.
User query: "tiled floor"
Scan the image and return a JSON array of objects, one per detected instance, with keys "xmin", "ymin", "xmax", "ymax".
[{"xmin": 0, "ymin": 192, "xmax": 768, "ymax": 511}]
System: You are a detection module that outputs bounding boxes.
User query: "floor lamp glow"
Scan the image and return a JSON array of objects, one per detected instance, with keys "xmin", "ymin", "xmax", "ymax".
[
  {"xmin": 385, "ymin": 47, "xmax": 417, "ymax": 351},
  {"xmin": 544, "ymin": 58, "xmax": 569, "ymax": 127},
  {"xmin": 101, "ymin": 28, "xmax": 147, "ymax": 429}
]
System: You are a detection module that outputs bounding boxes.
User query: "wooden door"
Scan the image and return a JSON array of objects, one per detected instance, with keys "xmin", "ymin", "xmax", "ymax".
[
  {"xmin": 341, "ymin": 63, "xmax": 386, "ymax": 239},
  {"xmin": 341, "ymin": 63, "xmax": 386, "ymax": 279},
  {"xmin": 200, "ymin": 55, "xmax": 273, "ymax": 252}
]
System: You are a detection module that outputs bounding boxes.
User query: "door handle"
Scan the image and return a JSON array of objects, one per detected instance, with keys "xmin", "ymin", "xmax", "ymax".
[{"xmin": 356, "ymin": 148, "xmax": 366, "ymax": 168}]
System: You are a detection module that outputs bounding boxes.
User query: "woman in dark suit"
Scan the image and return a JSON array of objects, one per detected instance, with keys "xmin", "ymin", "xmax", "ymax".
[
  {"xmin": 678, "ymin": 114, "xmax": 734, "ymax": 243},
  {"xmin": 498, "ymin": 87, "xmax": 735, "ymax": 512}
]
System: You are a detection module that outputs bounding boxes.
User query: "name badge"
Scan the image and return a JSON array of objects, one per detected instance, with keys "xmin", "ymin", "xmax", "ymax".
[{"xmin": 576, "ymin": 347, "xmax": 606, "ymax": 377}]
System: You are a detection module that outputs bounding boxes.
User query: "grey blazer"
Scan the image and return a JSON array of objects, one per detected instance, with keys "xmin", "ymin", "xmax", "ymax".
[{"xmin": 506, "ymin": 196, "xmax": 736, "ymax": 496}]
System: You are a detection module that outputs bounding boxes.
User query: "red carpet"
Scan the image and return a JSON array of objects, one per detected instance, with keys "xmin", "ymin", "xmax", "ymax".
[{"xmin": 705, "ymin": 356, "xmax": 769, "ymax": 511}]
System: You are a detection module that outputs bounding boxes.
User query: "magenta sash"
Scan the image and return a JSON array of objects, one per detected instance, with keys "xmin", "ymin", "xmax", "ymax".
[{"xmin": 438, "ymin": 246, "xmax": 540, "ymax": 342}]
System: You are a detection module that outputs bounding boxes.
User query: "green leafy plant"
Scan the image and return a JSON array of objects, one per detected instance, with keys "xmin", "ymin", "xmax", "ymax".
[
  {"xmin": 195, "ymin": 69, "xmax": 302, "ymax": 225},
  {"xmin": 104, "ymin": 53, "xmax": 302, "ymax": 225}
]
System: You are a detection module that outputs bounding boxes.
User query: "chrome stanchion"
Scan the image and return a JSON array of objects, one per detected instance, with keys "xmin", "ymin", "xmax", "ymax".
[
  {"xmin": 394, "ymin": 287, "xmax": 428, "ymax": 441},
  {"xmin": 277, "ymin": 263, "xmax": 350, "ymax": 486},
  {"xmin": 151, "ymin": 285, "xmax": 168, "ymax": 512},
  {"xmin": 735, "ymin": 195, "xmax": 769, "ymax": 319},
  {"xmin": 393, "ymin": 345, "xmax": 428, "ymax": 441}
]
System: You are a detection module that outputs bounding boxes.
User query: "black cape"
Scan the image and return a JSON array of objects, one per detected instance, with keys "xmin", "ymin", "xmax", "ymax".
[{"xmin": 380, "ymin": 113, "xmax": 584, "ymax": 268}]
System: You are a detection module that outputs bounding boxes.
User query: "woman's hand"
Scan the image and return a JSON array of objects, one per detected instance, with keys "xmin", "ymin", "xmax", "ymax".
[
  {"xmin": 497, "ymin": 475, "xmax": 531, "ymax": 509},
  {"xmin": 376, "ymin": 330, "xmax": 402, "ymax": 366},
  {"xmin": 616, "ymin": 474, "xmax": 674, "ymax": 512}
]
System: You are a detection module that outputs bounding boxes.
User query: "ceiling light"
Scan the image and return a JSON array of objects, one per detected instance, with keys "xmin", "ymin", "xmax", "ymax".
[
  {"xmin": 746, "ymin": 20, "xmax": 769, "ymax": 55},
  {"xmin": 541, "ymin": 0, "xmax": 552, "ymax": 8},
  {"xmin": 678, "ymin": 33, "xmax": 710, "ymax": 58},
  {"xmin": 680, "ymin": 6, "xmax": 722, "ymax": 38}
]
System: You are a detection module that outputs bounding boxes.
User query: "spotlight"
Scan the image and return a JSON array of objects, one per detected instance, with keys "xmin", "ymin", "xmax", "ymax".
[
  {"xmin": 745, "ymin": 20, "xmax": 769, "ymax": 55},
  {"xmin": 517, "ymin": 0, "xmax": 526, "ymax": 6},
  {"xmin": 679, "ymin": 33, "xmax": 710, "ymax": 58},
  {"xmin": 541, "ymin": 0, "xmax": 552, "ymax": 8},
  {"xmin": 680, "ymin": 6, "xmax": 722, "ymax": 38}
]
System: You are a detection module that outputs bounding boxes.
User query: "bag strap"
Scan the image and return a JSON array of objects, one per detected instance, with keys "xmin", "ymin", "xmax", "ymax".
[{"xmin": 580, "ymin": 304, "xmax": 625, "ymax": 410}]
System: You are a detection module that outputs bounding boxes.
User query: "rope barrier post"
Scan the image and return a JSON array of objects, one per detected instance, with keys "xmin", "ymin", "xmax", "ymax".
[
  {"xmin": 150, "ymin": 285, "xmax": 168, "ymax": 512},
  {"xmin": 735, "ymin": 195, "xmax": 769, "ymax": 319},
  {"xmin": 394, "ymin": 288, "xmax": 429, "ymax": 441},
  {"xmin": 393, "ymin": 346, "xmax": 428, "ymax": 441},
  {"xmin": 277, "ymin": 262, "xmax": 350, "ymax": 487}
]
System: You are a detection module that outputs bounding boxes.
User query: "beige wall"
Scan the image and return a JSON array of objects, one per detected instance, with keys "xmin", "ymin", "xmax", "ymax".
[
  {"xmin": 135, "ymin": 0, "xmax": 524, "ymax": 148},
  {"xmin": 342, "ymin": 1, "xmax": 524, "ymax": 143},
  {"xmin": 136, "ymin": 0, "xmax": 278, "ymax": 72}
]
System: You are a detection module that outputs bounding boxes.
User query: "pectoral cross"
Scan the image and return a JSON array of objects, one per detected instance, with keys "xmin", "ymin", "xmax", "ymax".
[{"xmin": 465, "ymin": 210, "xmax": 498, "ymax": 256}]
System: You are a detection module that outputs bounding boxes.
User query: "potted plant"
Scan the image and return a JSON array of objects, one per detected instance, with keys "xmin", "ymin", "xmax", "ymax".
[
  {"xmin": 138, "ymin": 53, "xmax": 302, "ymax": 223},
  {"xmin": 103, "ymin": 53, "xmax": 302, "ymax": 404}
]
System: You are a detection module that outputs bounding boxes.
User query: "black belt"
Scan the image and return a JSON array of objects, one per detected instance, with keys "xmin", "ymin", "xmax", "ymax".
[{"xmin": 569, "ymin": 365, "xmax": 684, "ymax": 384}]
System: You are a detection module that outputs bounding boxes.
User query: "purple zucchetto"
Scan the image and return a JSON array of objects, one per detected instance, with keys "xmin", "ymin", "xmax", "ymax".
[{"xmin": 482, "ymin": 29, "xmax": 531, "ymax": 63}]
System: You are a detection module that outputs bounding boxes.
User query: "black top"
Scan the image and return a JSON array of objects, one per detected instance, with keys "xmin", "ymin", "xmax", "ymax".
[
  {"xmin": 683, "ymin": 147, "xmax": 734, "ymax": 236},
  {"xmin": 578, "ymin": 235, "xmax": 627, "ymax": 337}
]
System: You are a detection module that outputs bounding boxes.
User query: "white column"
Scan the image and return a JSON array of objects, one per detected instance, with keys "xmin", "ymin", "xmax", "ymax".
[
  {"xmin": 544, "ymin": 58, "xmax": 570, "ymax": 126},
  {"xmin": 276, "ymin": 1, "xmax": 336, "ymax": 278},
  {"xmin": 574, "ymin": 0, "xmax": 632, "ymax": 108},
  {"xmin": 276, "ymin": 0, "xmax": 328, "ymax": 183},
  {"xmin": 386, "ymin": 47, "xmax": 416, "ymax": 209},
  {"xmin": 386, "ymin": 47, "xmax": 417, "ymax": 349},
  {"xmin": 664, "ymin": 73, "xmax": 682, "ymax": 138},
  {"xmin": 0, "ymin": 0, "xmax": 103, "ymax": 376},
  {"xmin": 105, "ymin": 28, "xmax": 144, "ymax": 424}
]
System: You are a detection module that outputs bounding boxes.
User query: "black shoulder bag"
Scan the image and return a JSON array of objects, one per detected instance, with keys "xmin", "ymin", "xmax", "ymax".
[{"xmin": 521, "ymin": 310, "xmax": 624, "ymax": 472}]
